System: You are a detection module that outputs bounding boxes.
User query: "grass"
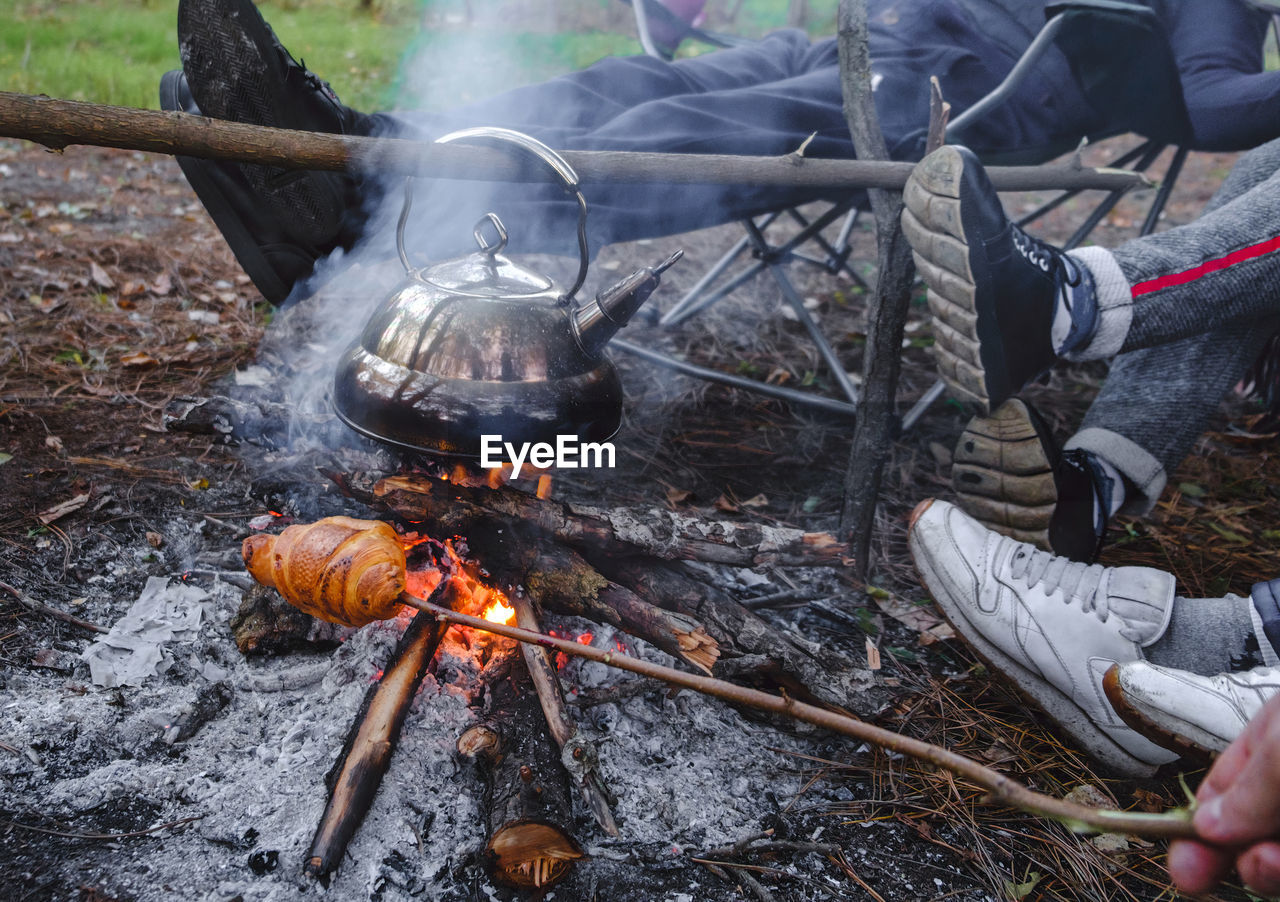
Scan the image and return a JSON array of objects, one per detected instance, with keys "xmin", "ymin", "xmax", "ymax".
[{"xmin": 1, "ymin": 0, "xmax": 842, "ymax": 114}]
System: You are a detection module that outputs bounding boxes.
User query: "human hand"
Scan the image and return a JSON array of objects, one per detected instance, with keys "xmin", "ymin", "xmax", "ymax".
[{"xmin": 1167, "ymin": 693, "xmax": 1280, "ymax": 895}]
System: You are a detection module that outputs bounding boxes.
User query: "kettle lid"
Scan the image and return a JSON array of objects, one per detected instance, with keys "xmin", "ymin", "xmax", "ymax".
[{"xmin": 416, "ymin": 213, "xmax": 557, "ymax": 299}]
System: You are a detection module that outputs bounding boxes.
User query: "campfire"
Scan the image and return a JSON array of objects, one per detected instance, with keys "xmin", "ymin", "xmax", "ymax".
[{"xmin": 232, "ymin": 457, "xmax": 883, "ymax": 888}]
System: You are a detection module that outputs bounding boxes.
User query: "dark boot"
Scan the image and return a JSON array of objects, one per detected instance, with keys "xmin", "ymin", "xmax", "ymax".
[
  {"xmin": 902, "ymin": 145, "xmax": 1100, "ymax": 413},
  {"xmin": 173, "ymin": 0, "xmax": 372, "ymax": 302}
]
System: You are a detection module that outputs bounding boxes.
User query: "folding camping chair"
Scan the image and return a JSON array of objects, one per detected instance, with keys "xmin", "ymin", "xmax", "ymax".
[{"xmin": 611, "ymin": 0, "xmax": 1204, "ymax": 425}]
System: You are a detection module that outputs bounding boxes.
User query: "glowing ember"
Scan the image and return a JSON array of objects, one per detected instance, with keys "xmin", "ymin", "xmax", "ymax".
[{"xmin": 483, "ymin": 598, "xmax": 516, "ymax": 625}]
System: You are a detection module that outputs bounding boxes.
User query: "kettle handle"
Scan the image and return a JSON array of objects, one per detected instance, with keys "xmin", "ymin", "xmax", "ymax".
[{"xmin": 395, "ymin": 127, "xmax": 591, "ymax": 303}]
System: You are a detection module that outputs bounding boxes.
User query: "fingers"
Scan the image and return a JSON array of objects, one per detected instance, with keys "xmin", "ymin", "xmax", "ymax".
[
  {"xmin": 1238, "ymin": 842, "xmax": 1280, "ymax": 897},
  {"xmin": 1167, "ymin": 839, "xmax": 1234, "ymax": 896},
  {"xmin": 1194, "ymin": 695, "xmax": 1280, "ymax": 846}
]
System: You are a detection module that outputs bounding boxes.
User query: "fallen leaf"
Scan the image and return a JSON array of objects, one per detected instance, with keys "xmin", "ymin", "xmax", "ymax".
[
  {"xmin": 1004, "ymin": 871, "xmax": 1042, "ymax": 902},
  {"xmin": 0, "ymin": 452, "xmax": 11, "ymax": 465},
  {"xmin": 713, "ymin": 494, "xmax": 739, "ymax": 513},
  {"xmin": 120, "ymin": 351, "xmax": 159, "ymax": 368},
  {"xmin": 89, "ymin": 261, "xmax": 114, "ymax": 289},
  {"xmin": 151, "ymin": 272, "xmax": 172, "ymax": 295},
  {"xmin": 739, "ymin": 493, "xmax": 768, "ymax": 508},
  {"xmin": 38, "ymin": 492, "xmax": 91, "ymax": 525},
  {"xmin": 665, "ymin": 486, "xmax": 694, "ymax": 505},
  {"xmin": 146, "ymin": 531, "xmax": 164, "ymax": 549}
]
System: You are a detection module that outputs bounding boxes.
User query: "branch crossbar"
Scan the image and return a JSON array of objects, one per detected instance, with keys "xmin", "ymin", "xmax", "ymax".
[{"xmin": 0, "ymin": 92, "xmax": 1149, "ymax": 193}]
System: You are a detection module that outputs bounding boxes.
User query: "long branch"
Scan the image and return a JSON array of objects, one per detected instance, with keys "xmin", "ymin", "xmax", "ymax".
[
  {"xmin": 0, "ymin": 92, "xmax": 1147, "ymax": 193},
  {"xmin": 401, "ymin": 591, "xmax": 1197, "ymax": 840}
]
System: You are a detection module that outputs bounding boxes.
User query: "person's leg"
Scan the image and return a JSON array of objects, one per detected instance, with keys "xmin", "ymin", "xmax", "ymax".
[
  {"xmin": 1054, "ymin": 139, "xmax": 1280, "ymax": 512},
  {"xmin": 1077, "ymin": 137, "xmax": 1280, "ymax": 358},
  {"xmin": 935, "ymin": 138, "xmax": 1280, "ymax": 557},
  {"xmin": 1066, "ymin": 320, "xmax": 1277, "ymax": 513},
  {"xmin": 902, "ymin": 139, "xmax": 1280, "ymax": 411},
  {"xmin": 377, "ymin": 35, "xmax": 857, "ymax": 257}
]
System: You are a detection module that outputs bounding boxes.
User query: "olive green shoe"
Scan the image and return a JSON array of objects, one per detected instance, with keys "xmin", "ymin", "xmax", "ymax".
[{"xmin": 953, "ymin": 397, "xmax": 1112, "ymax": 563}]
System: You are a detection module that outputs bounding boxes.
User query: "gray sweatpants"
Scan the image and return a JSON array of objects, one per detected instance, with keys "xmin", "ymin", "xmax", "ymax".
[{"xmin": 1062, "ymin": 138, "xmax": 1280, "ymax": 512}]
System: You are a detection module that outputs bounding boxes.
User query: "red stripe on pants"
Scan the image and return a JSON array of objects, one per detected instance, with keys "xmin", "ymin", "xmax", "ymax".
[{"xmin": 1131, "ymin": 234, "xmax": 1280, "ymax": 298}]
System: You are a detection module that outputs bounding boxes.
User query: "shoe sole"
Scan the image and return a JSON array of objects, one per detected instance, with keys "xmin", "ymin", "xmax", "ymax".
[
  {"xmin": 901, "ymin": 147, "xmax": 1005, "ymax": 415},
  {"xmin": 952, "ymin": 398, "xmax": 1057, "ymax": 550},
  {"xmin": 1101, "ymin": 666, "xmax": 1218, "ymax": 762},
  {"xmin": 178, "ymin": 0, "xmax": 344, "ymax": 248},
  {"xmin": 908, "ymin": 499, "xmax": 1158, "ymax": 777}
]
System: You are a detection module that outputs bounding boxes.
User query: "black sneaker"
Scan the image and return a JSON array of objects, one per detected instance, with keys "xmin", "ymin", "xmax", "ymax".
[
  {"xmin": 901, "ymin": 145, "xmax": 1099, "ymax": 414},
  {"xmin": 175, "ymin": 0, "xmax": 368, "ymax": 299},
  {"xmin": 952, "ymin": 398, "xmax": 1110, "ymax": 562}
]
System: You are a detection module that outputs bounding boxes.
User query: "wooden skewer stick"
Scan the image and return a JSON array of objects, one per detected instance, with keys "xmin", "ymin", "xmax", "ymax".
[{"xmin": 402, "ymin": 591, "xmax": 1198, "ymax": 841}]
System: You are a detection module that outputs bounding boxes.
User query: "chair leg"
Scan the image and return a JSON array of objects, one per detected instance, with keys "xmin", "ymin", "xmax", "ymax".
[
  {"xmin": 767, "ymin": 264, "xmax": 860, "ymax": 407},
  {"xmin": 610, "ymin": 338, "xmax": 857, "ymax": 416},
  {"xmin": 1139, "ymin": 145, "xmax": 1188, "ymax": 236},
  {"xmin": 1063, "ymin": 141, "xmax": 1165, "ymax": 249}
]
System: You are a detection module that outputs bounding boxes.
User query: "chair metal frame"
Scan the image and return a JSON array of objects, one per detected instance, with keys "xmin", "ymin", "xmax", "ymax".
[{"xmin": 614, "ymin": 0, "xmax": 1203, "ymax": 427}]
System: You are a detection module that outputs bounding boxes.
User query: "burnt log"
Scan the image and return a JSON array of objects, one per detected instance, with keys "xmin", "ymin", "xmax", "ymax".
[
  {"xmin": 332, "ymin": 471, "xmax": 851, "ymax": 569},
  {"xmin": 305, "ymin": 607, "xmax": 448, "ymax": 877},
  {"xmin": 509, "ymin": 592, "xmax": 619, "ymax": 836},
  {"xmin": 458, "ymin": 651, "xmax": 584, "ymax": 889},
  {"xmin": 594, "ymin": 557, "xmax": 884, "ymax": 715},
  {"xmin": 522, "ymin": 544, "xmax": 719, "ymax": 675}
]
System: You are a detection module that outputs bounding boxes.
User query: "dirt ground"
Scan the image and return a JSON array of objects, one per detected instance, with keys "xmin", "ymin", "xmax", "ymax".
[{"xmin": 0, "ymin": 134, "xmax": 1276, "ymax": 902}]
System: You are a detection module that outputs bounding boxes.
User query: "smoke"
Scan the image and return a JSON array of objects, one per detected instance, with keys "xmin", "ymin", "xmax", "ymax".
[{"xmin": 257, "ymin": 2, "xmax": 565, "ymax": 456}]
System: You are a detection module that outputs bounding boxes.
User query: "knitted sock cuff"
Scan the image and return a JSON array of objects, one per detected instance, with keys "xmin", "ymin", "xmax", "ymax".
[{"xmin": 1064, "ymin": 247, "xmax": 1132, "ymax": 361}]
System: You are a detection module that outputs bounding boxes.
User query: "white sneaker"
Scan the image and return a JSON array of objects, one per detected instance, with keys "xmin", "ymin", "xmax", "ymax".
[
  {"xmin": 908, "ymin": 498, "xmax": 1179, "ymax": 776},
  {"xmin": 1105, "ymin": 661, "xmax": 1280, "ymax": 757}
]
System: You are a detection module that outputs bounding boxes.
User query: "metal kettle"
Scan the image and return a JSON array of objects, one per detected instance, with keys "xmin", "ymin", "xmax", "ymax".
[{"xmin": 332, "ymin": 127, "xmax": 680, "ymax": 457}]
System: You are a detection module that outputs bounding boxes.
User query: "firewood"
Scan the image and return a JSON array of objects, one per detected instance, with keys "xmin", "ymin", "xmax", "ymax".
[
  {"xmin": 458, "ymin": 650, "xmax": 584, "ymax": 889},
  {"xmin": 331, "ymin": 470, "xmax": 852, "ymax": 568},
  {"xmin": 509, "ymin": 593, "xmax": 619, "ymax": 837},
  {"xmin": 305, "ymin": 606, "xmax": 448, "ymax": 877},
  {"xmin": 521, "ymin": 544, "xmax": 719, "ymax": 675},
  {"xmin": 592, "ymin": 557, "xmax": 885, "ymax": 715}
]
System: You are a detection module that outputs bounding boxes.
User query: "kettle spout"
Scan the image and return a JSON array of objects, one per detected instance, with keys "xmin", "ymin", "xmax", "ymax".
[{"xmin": 573, "ymin": 250, "xmax": 683, "ymax": 356}]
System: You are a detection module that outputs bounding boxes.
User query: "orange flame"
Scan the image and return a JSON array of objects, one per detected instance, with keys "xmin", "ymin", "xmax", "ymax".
[{"xmin": 482, "ymin": 597, "xmax": 516, "ymax": 625}]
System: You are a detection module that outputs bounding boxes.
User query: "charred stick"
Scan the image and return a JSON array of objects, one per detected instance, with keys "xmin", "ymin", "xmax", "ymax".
[
  {"xmin": 458, "ymin": 650, "xmax": 584, "ymax": 889},
  {"xmin": 509, "ymin": 593, "xmax": 620, "ymax": 837},
  {"xmin": 0, "ymin": 580, "xmax": 107, "ymax": 634},
  {"xmin": 836, "ymin": 0, "xmax": 919, "ymax": 577},
  {"xmin": 0, "ymin": 92, "xmax": 1149, "ymax": 193},
  {"xmin": 305, "ymin": 605, "xmax": 448, "ymax": 877},
  {"xmin": 405, "ymin": 592, "xmax": 1200, "ymax": 841},
  {"xmin": 590, "ymin": 557, "xmax": 883, "ymax": 716}
]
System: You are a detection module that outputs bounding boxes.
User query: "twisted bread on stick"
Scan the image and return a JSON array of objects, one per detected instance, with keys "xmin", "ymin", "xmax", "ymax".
[{"xmin": 241, "ymin": 516, "xmax": 406, "ymax": 627}]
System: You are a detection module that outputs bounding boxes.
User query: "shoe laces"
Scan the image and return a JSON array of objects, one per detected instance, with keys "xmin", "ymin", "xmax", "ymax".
[
  {"xmin": 1008, "ymin": 542, "xmax": 1111, "ymax": 621},
  {"xmin": 1012, "ymin": 226, "xmax": 1082, "ymax": 289}
]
